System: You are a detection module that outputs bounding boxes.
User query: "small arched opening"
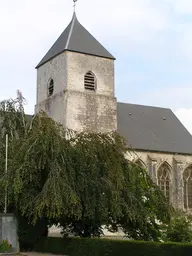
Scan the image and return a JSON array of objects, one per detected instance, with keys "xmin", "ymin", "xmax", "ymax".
[{"xmin": 48, "ymin": 78, "xmax": 54, "ymax": 96}]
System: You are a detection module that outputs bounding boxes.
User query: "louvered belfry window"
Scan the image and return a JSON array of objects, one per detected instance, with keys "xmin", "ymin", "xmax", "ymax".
[{"xmin": 84, "ymin": 71, "xmax": 96, "ymax": 91}]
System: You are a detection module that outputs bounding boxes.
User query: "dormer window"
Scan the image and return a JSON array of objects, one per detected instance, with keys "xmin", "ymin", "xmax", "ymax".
[
  {"xmin": 84, "ymin": 71, "xmax": 96, "ymax": 91},
  {"xmin": 48, "ymin": 79, "xmax": 54, "ymax": 96}
]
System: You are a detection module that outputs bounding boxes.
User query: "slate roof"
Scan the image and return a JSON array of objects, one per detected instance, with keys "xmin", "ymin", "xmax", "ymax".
[
  {"xmin": 36, "ymin": 12, "xmax": 115, "ymax": 68},
  {"xmin": 117, "ymin": 102, "xmax": 192, "ymax": 155}
]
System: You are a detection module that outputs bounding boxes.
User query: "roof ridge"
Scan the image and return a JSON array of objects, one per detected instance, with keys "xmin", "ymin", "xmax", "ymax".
[{"xmin": 65, "ymin": 12, "xmax": 76, "ymax": 49}]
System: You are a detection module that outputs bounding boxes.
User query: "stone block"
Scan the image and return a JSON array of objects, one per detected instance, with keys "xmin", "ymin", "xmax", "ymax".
[{"xmin": 0, "ymin": 214, "xmax": 19, "ymax": 253}]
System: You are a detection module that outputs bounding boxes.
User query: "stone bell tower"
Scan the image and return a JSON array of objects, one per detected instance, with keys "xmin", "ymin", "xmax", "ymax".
[{"xmin": 35, "ymin": 11, "xmax": 117, "ymax": 133}]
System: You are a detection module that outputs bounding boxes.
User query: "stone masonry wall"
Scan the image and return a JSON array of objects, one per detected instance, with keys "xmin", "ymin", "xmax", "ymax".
[
  {"xmin": 36, "ymin": 53, "xmax": 67, "ymax": 103},
  {"xmin": 35, "ymin": 53, "xmax": 68, "ymax": 125},
  {"xmin": 64, "ymin": 51, "xmax": 117, "ymax": 132},
  {"xmin": 66, "ymin": 51, "xmax": 115, "ymax": 96},
  {"xmin": 35, "ymin": 51, "xmax": 117, "ymax": 132},
  {"xmin": 127, "ymin": 150, "xmax": 192, "ymax": 211},
  {"xmin": 64, "ymin": 90, "xmax": 117, "ymax": 132}
]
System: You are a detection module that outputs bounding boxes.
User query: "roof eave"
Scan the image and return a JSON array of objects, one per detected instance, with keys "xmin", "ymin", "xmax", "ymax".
[
  {"xmin": 129, "ymin": 147, "xmax": 192, "ymax": 156},
  {"xmin": 35, "ymin": 49, "xmax": 116, "ymax": 69}
]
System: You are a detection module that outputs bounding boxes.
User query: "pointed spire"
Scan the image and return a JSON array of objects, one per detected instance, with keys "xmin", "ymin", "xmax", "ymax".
[
  {"xmin": 73, "ymin": 0, "xmax": 77, "ymax": 13},
  {"xmin": 36, "ymin": 9, "xmax": 115, "ymax": 68}
]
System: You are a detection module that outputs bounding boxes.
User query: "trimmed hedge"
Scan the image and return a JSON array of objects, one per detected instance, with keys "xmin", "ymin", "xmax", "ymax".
[
  {"xmin": 34, "ymin": 237, "xmax": 192, "ymax": 256},
  {"xmin": 17, "ymin": 215, "xmax": 48, "ymax": 251}
]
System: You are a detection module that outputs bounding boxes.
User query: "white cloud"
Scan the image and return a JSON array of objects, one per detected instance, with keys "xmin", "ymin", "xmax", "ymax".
[
  {"xmin": 0, "ymin": 0, "xmax": 190, "ymax": 61},
  {"xmin": 0, "ymin": 0, "xmax": 172, "ymax": 116},
  {"xmin": 129, "ymin": 87, "xmax": 192, "ymax": 111},
  {"xmin": 1, "ymin": 0, "xmax": 192, "ymax": 125},
  {"xmin": 163, "ymin": 0, "xmax": 192, "ymax": 58},
  {"xmin": 175, "ymin": 108, "xmax": 192, "ymax": 134},
  {"xmin": 177, "ymin": 24, "xmax": 192, "ymax": 59},
  {"xmin": 0, "ymin": 0, "xmax": 170, "ymax": 54},
  {"xmin": 164, "ymin": 0, "xmax": 192, "ymax": 14}
]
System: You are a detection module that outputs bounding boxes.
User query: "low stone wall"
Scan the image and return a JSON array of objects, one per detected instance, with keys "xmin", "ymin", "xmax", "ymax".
[
  {"xmin": 48, "ymin": 225, "xmax": 125, "ymax": 238},
  {"xmin": 0, "ymin": 214, "xmax": 19, "ymax": 253}
]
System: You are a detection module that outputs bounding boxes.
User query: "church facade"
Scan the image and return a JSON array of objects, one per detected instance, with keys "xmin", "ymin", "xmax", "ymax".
[{"xmin": 35, "ymin": 12, "xmax": 192, "ymax": 212}]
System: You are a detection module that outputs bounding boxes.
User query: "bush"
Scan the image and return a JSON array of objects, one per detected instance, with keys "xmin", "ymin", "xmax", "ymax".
[
  {"xmin": 0, "ymin": 240, "xmax": 12, "ymax": 253},
  {"xmin": 162, "ymin": 214, "xmax": 192, "ymax": 243},
  {"xmin": 34, "ymin": 237, "xmax": 192, "ymax": 256},
  {"xmin": 17, "ymin": 215, "xmax": 49, "ymax": 251}
]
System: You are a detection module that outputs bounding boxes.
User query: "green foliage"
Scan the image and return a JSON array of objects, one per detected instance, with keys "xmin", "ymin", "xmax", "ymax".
[
  {"xmin": 0, "ymin": 92, "xmax": 172, "ymax": 242},
  {"xmin": 34, "ymin": 237, "xmax": 192, "ymax": 256},
  {"xmin": 162, "ymin": 213, "xmax": 192, "ymax": 243},
  {"xmin": 0, "ymin": 240, "xmax": 12, "ymax": 253}
]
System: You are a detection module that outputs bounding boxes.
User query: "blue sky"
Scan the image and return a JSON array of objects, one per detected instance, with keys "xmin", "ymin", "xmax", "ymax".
[{"xmin": 1, "ymin": 0, "xmax": 192, "ymax": 133}]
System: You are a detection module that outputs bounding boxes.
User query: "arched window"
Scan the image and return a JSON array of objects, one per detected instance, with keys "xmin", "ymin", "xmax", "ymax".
[
  {"xmin": 48, "ymin": 79, "xmax": 54, "ymax": 96},
  {"xmin": 84, "ymin": 71, "xmax": 96, "ymax": 91},
  {"xmin": 157, "ymin": 163, "xmax": 170, "ymax": 200},
  {"xmin": 183, "ymin": 167, "xmax": 192, "ymax": 209}
]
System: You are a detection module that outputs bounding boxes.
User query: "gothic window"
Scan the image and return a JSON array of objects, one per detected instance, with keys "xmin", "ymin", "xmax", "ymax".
[
  {"xmin": 84, "ymin": 71, "xmax": 96, "ymax": 91},
  {"xmin": 48, "ymin": 79, "xmax": 54, "ymax": 96},
  {"xmin": 157, "ymin": 163, "xmax": 170, "ymax": 200},
  {"xmin": 135, "ymin": 159, "xmax": 146, "ymax": 170},
  {"xmin": 183, "ymin": 167, "xmax": 192, "ymax": 209}
]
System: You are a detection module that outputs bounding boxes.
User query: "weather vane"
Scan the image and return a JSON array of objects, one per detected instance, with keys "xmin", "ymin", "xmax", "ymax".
[{"xmin": 73, "ymin": 0, "xmax": 77, "ymax": 12}]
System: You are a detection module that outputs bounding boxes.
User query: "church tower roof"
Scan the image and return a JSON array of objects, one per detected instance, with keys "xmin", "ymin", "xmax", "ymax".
[{"xmin": 36, "ymin": 12, "xmax": 115, "ymax": 68}]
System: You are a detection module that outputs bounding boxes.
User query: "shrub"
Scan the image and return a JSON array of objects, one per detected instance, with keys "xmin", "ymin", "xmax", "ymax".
[
  {"xmin": 0, "ymin": 240, "xmax": 12, "ymax": 253},
  {"xmin": 17, "ymin": 214, "xmax": 49, "ymax": 251},
  {"xmin": 34, "ymin": 237, "xmax": 192, "ymax": 256},
  {"xmin": 162, "ymin": 214, "xmax": 192, "ymax": 243}
]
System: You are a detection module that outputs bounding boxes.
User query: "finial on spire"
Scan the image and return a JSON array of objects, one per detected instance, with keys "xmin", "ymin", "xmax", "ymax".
[{"xmin": 73, "ymin": 0, "xmax": 77, "ymax": 12}]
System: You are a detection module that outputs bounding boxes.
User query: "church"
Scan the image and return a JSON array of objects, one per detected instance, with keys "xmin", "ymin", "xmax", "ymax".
[{"xmin": 35, "ymin": 11, "xmax": 192, "ymax": 212}]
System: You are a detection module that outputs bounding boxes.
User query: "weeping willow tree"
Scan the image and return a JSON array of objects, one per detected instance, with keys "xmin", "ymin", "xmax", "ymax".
[{"xmin": 0, "ymin": 91, "xmax": 172, "ymax": 242}]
